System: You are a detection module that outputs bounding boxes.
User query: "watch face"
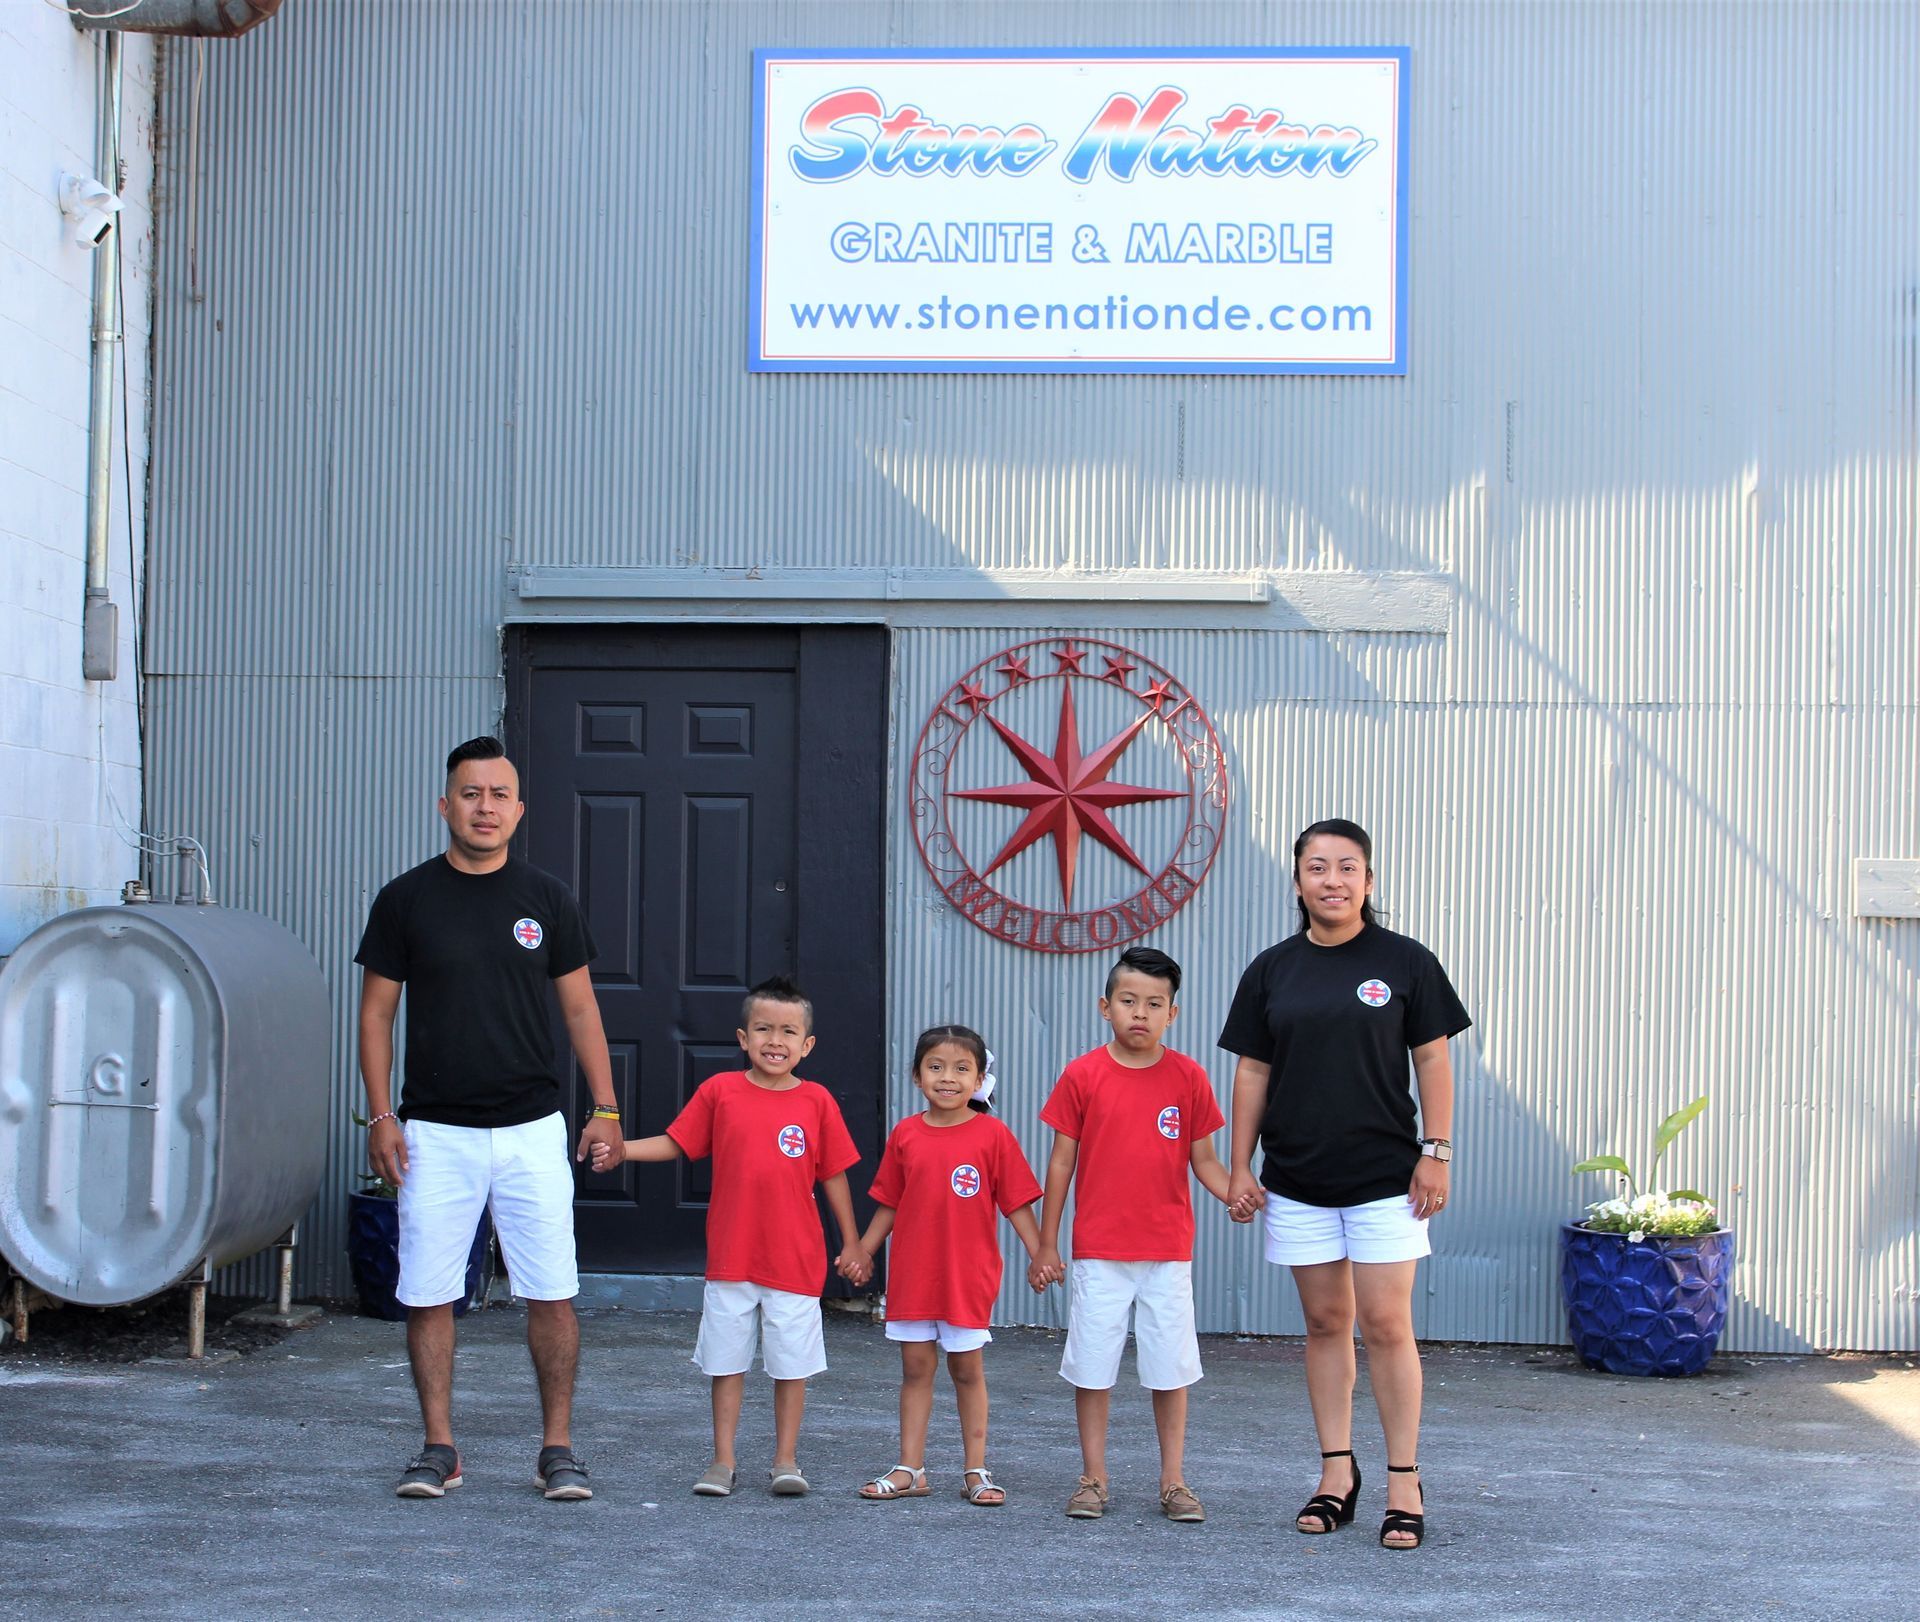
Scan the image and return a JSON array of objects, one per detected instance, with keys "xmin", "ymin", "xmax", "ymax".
[{"xmin": 1425, "ymin": 1142, "xmax": 1452, "ymax": 1163}]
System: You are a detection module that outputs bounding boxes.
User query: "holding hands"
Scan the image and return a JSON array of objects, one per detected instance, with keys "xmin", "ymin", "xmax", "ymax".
[
  {"xmin": 578, "ymin": 1114, "xmax": 625, "ymax": 1173},
  {"xmin": 1026, "ymin": 1245, "xmax": 1065, "ymax": 1293},
  {"xmin": 1227, "ymin": 1169, "xmax": 1267, "ymax": 1224},
  {"xmin": 835, "ymin": 1245, "xmax": 873, "ymax": 1288}
]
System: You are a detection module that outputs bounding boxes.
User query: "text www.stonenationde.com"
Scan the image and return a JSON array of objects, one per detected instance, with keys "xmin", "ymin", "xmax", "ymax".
[{"xmin": 787, "ymin": 292, "xmax": 1375, "ymax": 336}]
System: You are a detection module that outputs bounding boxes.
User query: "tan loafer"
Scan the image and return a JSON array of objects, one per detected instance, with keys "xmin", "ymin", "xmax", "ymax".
[
  {"xmin": 1160, "ymin": 1482, "xmax": 1205, "ymax": 1523},
  {"xmin": 1065, "ymin": 1475, "xmax": 1108, "ymax": 1519}
]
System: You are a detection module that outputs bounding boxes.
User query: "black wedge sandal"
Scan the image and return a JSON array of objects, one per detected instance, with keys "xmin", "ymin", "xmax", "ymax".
[
  {"xmin": 1379, "ymin": 1463, "xmax": 1425, "ymax": 1549},
  {"xmin": 1294, "ymin": 1448, "xmax": 1361, "ymax": 1533}
]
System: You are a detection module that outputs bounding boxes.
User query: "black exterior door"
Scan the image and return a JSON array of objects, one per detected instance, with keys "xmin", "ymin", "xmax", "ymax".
[{"xmin": 506, "ymin": 625, "xmax": 886, "ymax": 1284}]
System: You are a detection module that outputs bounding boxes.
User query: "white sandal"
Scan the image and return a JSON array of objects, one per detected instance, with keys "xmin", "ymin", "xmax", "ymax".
[
  {"xmin": 858, "ymin": 1464, "xmax": 930, "ymax": 1499},
  {"xmin": 962, "ymin": 1466, "xmax": 1006, "ymax": 1506}
]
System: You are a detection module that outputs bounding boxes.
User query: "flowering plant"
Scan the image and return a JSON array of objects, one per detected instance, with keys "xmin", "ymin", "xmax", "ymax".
[
  {"xmin": 1580, "ymin": 1191, "xmax": 1718, "ymax": 1240},
  {"xmin": 1572, "ymin": 1094, "xmax": 1719, "ymax": 1239}
]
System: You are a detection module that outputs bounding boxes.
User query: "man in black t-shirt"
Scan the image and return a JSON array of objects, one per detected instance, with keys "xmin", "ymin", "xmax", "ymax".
[{"xmin": 356, "ymin": 736, "xmax": 623, "ymax": 1501}]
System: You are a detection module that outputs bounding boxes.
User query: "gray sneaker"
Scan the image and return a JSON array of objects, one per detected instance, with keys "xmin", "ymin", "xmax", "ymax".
[
  {"xmin": 769, "ymin": 1462, "xmax": 810, "ymax": 1497},
  {"xmin": 536, "ymin": 1446, "xmax": 593, "ymax": 1501},
  {"xmin": 395, "ymin": 1444, "xmax": 462, "ymax": 1499},
  {"xmin": 693, "ymin": 1463, "xmax": 737, "ymax": 1497}
]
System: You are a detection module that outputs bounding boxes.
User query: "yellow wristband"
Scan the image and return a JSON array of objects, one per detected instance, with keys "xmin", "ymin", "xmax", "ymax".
[{"xmin": 590, "ymin": 1107, "xmax": 621, "ymax": 1120}]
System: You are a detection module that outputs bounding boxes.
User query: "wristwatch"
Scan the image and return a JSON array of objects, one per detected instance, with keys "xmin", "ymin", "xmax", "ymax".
[{"xmin": 1419, "ymin": 1138, "xmax": 1452, "ymax": 1163}]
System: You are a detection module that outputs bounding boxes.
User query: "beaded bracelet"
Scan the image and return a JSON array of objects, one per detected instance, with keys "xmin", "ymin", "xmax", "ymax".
[{"xmin": 366, "ymin": 1110, "xmax": 398, "ymax": 1129}]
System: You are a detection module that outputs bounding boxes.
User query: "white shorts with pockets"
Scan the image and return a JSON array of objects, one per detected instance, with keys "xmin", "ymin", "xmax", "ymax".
[
  {"xmin": 1059, "ymin": 1258, "xmax": 1203, "ymax": 1391},
  {"xmin": 693, "ymin": 1281, "xmax": 827, "ymax": 1380},
  {"xmin": 1261, "ymin": 1190, "xmax": 1432, "ymax": 1266},
  {"xmin": 396, "ymin": 1111, "xmax": 579, "ymax": 1306}
]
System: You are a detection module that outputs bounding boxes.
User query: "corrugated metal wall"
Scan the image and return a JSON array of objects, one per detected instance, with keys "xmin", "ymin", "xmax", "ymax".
[{"xmin": 145, "ymin": 2, "xmax": 1918, "ymax": 1349}]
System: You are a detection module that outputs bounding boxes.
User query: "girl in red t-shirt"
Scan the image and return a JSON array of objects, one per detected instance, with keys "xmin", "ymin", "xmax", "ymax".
[{"xmin": 841, "ymin": 1025, "xmax": 1048, "ymax": 1506}]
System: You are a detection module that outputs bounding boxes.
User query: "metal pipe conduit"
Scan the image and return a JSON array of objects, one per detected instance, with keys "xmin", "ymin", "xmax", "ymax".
[{"xmin": 80, "ymin": 30, "xmax": 121, "ymax": 682}]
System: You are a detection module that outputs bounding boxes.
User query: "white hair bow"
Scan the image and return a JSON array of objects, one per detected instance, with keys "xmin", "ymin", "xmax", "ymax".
[{"xmin": 972, "ymin": 1048, "xmax": 997, "ymax": 1106}]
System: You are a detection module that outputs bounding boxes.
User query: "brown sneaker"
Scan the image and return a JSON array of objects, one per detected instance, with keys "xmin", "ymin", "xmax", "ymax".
[
  {"xmin": 1160, "ymin": 1482, "xmax": 1205, "ymax": 1523},
  {"xmin": 1065, "ymin": 1475, "xmax": 1109, "ymax": 1519}
]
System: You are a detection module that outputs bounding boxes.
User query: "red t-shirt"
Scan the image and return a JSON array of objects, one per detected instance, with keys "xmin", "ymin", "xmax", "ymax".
[
  {"xmin": 667, "ymin": 1071, "xmax": 861, "ymax": 1296},
  {"xmin": 868, "ymin": 1112, "xmax": 1044, "ymax": 1329},
  {"xmin": 1039, "ymin": 1045, "xmax": 1225, "ymax": 1262}
]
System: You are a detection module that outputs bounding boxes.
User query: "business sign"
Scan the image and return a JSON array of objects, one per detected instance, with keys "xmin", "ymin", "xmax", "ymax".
[{"xmin": 750, "ymin": 47, "xmax": 1408, "ymax": 375}]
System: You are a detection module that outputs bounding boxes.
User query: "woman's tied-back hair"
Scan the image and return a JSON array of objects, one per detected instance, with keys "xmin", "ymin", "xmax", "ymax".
[
  {"xmin": 1292, "ymin": 817, "xmax": 1382, "ymax": 935},
  {"xmin": 913, "ymin": 1023, "xmax": 992, "ymax": 1112}
]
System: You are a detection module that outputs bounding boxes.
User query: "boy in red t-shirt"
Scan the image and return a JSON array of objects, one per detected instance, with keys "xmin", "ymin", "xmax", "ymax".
[
  {"xmin": 1030, "ymin": 946, "xmax": 1233, "ymax": 1523},
  {"xmin": 591, "ymin": 976, "xmax": 863, "ymax": 1498}
]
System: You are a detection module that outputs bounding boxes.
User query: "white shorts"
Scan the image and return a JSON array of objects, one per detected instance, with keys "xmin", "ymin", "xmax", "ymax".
[
  {"xmin": 1059, "ymin": 1259, "xmax": 1203, "ymax": 1392},
  {"xmin": 886, "ymin": 1319, "xmax": 993, "ymax": 1354},
  {"xmin": 397, "ymin": 1112, "xmax": 579, "ymax": 1306},
  {"xmin": 1262, "ymin": 1191, "xmax": 1431, "ymax": 1266},
  {"xmin": 693, "ymin": 1282, "xmax": 827, "ymax": 1380}
]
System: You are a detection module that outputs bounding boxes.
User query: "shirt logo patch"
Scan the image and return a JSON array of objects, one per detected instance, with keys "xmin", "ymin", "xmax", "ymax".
[
  {"xmin": 1157, "ymin": 1105, "xmax": 1181, "ymax": 1139},
  {"xmin": 777, "ymin": 1124, "xmax": 808, "ymax": 1158},
  {"xmin": 951, "ymin": 1163, "xmax": 982, "ymax": 1198},
  {"xmin": 513, "ymin": 917, "xmax": 544, "ymax": 950},
  {"xmin": 1357, "ymin": 978, "xmax": 1392, "ymax": 1007}
]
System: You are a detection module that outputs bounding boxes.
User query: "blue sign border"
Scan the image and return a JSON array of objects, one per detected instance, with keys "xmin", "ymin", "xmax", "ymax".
[{"xmin": 748, "ymin": 45, "xmax": 1410, "ymax": 377}]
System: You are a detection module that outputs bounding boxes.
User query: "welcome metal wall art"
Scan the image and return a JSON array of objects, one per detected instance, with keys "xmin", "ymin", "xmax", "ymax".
[{"xmin": 910, "ymin": 638, "xmax": 1229, "ymax": 953}]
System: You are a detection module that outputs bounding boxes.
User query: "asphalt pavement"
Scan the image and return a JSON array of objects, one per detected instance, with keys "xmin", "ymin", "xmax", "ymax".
[{"xmin": 0, "ymin": 1301, "xmax": 1915, "ymax": 1619}]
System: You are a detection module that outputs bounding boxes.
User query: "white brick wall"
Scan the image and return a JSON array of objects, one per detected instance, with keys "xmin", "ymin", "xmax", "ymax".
[{"xmin": 0, "ymin": 6, "xmax": 154, "ymax": 955}]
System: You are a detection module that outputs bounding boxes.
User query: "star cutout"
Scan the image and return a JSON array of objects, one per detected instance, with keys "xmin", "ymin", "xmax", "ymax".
[
  {"xmin": 954, "ymin": 679, "xmax": 992, "ymax": 713},
  {"xmin": 996, "ymin": 653, "xmax": 1033, "ymax": 687},
  {"xmin": 1052, "ymin": 643, "xmax": 1088, "ymax": 673},
  {"xmin": 950, "ymin": 684, "xmax": 1182, "ymax": 909},
  {"xmin": 1101, "ymin": 654, "xmax": 1138, "ymax": 685}
]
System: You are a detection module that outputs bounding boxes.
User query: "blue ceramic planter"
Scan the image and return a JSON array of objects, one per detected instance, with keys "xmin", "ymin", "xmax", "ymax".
[
  {"xmin": 1559, "ymin": 1220, "xmax": 1733, "ymax": 1377},
  {"xmin": 347, "ymin": 1192, "xmax": 492, "ymax": 1321}
]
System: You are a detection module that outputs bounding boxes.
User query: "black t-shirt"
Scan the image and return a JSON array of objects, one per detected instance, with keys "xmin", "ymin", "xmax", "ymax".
[
  {"xmin": 1217, "ymin": 924, "xmax": 1470, "ymax": 1207},
  {"xmin": 354, "ymin": 855, "xmax": 596, "ymax": 1128}
]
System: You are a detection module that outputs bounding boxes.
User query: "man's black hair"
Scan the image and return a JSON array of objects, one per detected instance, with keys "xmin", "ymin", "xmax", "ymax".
[
  {"xmin": 1104, "ymin": 945, "xmax": 1181, "ymax": 999},
  {"xmin": 741, "ymin": 975, "xmax": 813, "ymax": 1034},
  {"xmin": 446, "ymin": 735, "xmax": 507, "ymax": 778}
]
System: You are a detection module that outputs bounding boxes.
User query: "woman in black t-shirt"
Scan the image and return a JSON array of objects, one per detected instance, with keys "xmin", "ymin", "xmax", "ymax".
[{"xmin": 1217, "ymin": 819, "xmax": 1470, "ymax": 1552}]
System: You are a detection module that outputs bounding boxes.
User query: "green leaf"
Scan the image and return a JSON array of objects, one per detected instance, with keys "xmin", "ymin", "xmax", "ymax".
[
  {"xmin": 1652, "ymin": 1095, "xmax": 1710, "ymax": 1166},
  {"xmin": 1668, "ymin": 1188, "xmax": 1710, "ymax": 1203},
  {"xmin": 1572, "ymin": 1155, "xmax": 1632, "ymax": 1177}
]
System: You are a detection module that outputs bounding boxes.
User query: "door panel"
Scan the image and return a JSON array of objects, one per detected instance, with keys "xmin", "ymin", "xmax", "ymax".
[{"xmin": 507, "ymin": 626, "xmax": 885, "ymax": 1285}]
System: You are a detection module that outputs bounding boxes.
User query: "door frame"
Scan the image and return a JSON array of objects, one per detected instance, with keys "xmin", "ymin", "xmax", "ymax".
[{"xmin": 503, "ymin": 623, "xmax": 889, "ymax": 1292}]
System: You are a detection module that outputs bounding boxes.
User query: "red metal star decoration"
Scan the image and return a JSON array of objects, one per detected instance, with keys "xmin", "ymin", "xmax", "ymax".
[
  {"xmin": 1052, "ymin": 643, "xmax": 1088, "ymax": 673},
  {"xmin": 950, "ymin": 684, "xmax": 1182, "ymax": 909},
  {"xmin": 996, "ymin": 653, "xmax": 1033, "ymax": 687},
  {"xmin": 1140, "ymin": 677, "xmax": 1177, "ymax": 711},
  {"xmin": 954, "ymin": 679, "xmax": 992, "ymax": 713},
  {"xmin": 1101, "ymin": 653, "xmax": 1138, "ymax": 685}
]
